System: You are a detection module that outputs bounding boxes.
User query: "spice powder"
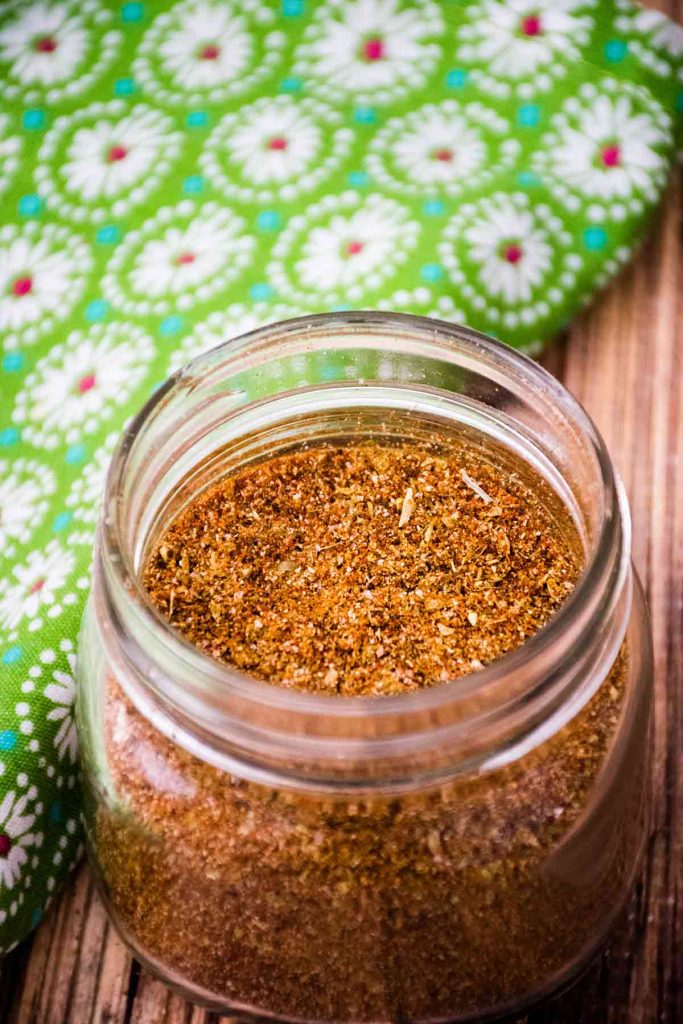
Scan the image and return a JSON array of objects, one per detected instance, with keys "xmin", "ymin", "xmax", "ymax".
[
  {"xmin": 142, "ymin": 442, "xmax": 579, "ymax": 695},
  {"xmin": 93, "ymin": 437, "xmax": 644, "ymax": 1022}
]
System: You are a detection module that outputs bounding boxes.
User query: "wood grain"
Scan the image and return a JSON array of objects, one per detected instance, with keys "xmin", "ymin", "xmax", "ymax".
[{"xmin": 2, "ymin": 49, "xmax": 682, "ymax": 1024}]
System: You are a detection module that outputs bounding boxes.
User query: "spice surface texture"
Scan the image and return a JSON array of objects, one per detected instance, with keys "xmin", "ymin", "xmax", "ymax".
[{"xmin": 142, "ymin": 442, "xmax": 579, "ymax": 694}]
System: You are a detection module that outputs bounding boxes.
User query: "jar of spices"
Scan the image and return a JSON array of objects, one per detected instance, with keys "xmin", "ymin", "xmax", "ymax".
[{"xmin": 77, "ymin": 313, "xmax": 652, "ymax": 1023}]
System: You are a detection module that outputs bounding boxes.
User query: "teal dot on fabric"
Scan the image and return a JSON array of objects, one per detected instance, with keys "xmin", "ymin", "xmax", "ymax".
[
  {"xmin": 282, "ymin": 0, "xmax": 304, "ymax": 13},
  {"xmin": 279, "ymin": 76, "xmax": 303, "ymax": 93},
  {"xmin": 86, "ymin": 299, "xmax": 109, "ymax": 322},
  {"xmin": 331, "ymin": 304, "xmax": 352, "ymax": 312},
  {"xmin": 183, "ymin": 175, "xmax": 205, "ymax": 194},
  {"xmin": 604, "ymin": 39, "xmax": 628, "ymax": 63},
  {"xmin": 65, "ymin": 443, "xmax": 87, "ymax": 464},
  {"xmin": 0, "ymin": 731, "xmax": 17, "ymax": 752},
  {"xmin": 52, "ymin": 511, "xmax": 73, "ymax": 532},
  {"xmin": 584, "ymin": 226, "xmax": 608, "ymax": 251},
  {"xmin": 518, "ymin": 171, "xmax": 541, "ymax": 188},
  {"xmin": 49, "ymin": 802, "xmax": 63, "ymax": 823},
  {"xmin": 96, "ymin": 224, "xmax": 121, "ymax": 245},
  {"xmin": 420, "ymin": 263, "xmax": 444, "ymax": 282},
  {"xmin": 114, "ymin": 77, "xmax": 137, "ymax": 96},
  {"xmin": 186, "ymin": 110, "xmax": 209, "ymax": 128},
  {"xmin": 250, "ymin": 283, "xmax": 274, "ymax": 301},
  {"xmin": 160, "ymin": 314, "xmax": 183, "ymax": 336},
  {"xmin": 121, "ymin": 2, "xmax": 144, "ymax": 22},
  {"xmin": 30, "ymin": 908, "xmax": 43, "ymax": 928},
  {"xmin": 22, "ymin": 109, "xmax": 45, "ymax": 130},
  {"xmin": 2, "ymin": 646, "xmax": 22, "ymax": 666},
  {"xmin": 518, "ymin": 104, "xmax": 541, "ymax": 128},
  {"xmin": 257, "ymin": 210, "xmax": 282, "ymax": 232},
  {"xmin": 446, "ymin": 69, "xmax": 468, "ymax": 89},
  {"xmin": 348, "ymin": 171, "xmax": 369, "ymax": 188},
  {"xmin": 18, "ymin": 194, "xmax": 43, "ymax": 217},
  {"xmin": 423, "ymin": 199, "xmax": 445, "ymax": 216},
  {"xmin": 354, "ymin": 107, "xmax": 377, "ymax": 124},
  {"xmin": 0, "ymin": 428, "xmax": 19, "ymax": 446},
  {"xmin": 3, "ymin": 352, "xmax": 25, "ymax": 372}
]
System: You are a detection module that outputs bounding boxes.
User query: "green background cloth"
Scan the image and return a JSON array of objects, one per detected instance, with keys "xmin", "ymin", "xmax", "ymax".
[{"xmin": 0, "ymin": 0, "xmax": 681, "ymax": 954}]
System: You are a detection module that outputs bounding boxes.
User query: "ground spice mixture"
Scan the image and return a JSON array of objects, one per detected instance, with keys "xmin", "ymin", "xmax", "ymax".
[
  {"xmin": 141, "ymin": 442, "xmax": 579, "ymax": 695},
  {"xmin": 90, "ymin": 437, "xmax": 647, "ymax": 1022}
]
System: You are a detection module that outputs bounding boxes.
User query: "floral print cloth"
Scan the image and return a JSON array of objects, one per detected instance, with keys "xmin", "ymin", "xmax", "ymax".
[{"xmin": 0, "ymin": 0, "xmax": 681, "ymax": 955}]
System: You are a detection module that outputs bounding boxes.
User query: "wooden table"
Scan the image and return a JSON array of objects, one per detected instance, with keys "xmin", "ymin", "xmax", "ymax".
[{"xmin": 1, "ymin": 45, "xmax": 681, "ymax": 1024}]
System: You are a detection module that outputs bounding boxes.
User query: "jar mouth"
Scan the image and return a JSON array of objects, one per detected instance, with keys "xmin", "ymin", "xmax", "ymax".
[{"xmin": 97, "ymin": 312, "xmax": 631, "ymax": 787}]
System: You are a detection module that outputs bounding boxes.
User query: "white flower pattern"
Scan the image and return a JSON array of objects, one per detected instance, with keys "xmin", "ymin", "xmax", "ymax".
[
  {"xmin": 158, "ymin": 4, "xmax": 250, "ymax": 90},
  {"xmin": 0, "ymin": 1, "xmax": 87, "ymax": 87},
  {"xmin": 0, "ymin": 787, "xmax": 43, "ymax": 893},
  {"xmin": 455, "ymin": 0, "xmax": 596, "ymax": 95},
  {"xmin": 439, "ymin": 193, "xmax": 581, "ymax": 331},
  {"xmin": 466, "ymin": 203, "xmax": 553, "ymax": 304},
  {"xmin": 533, "ymin": 85, "xmax": 673, "ymax": 212},
  {"xmin": 0, "ymin": 459, "xmax": 56, "ymax": 560},
  {"xmin": 367, "ymin": 100, "xmax": 518, "ymax": 197},
  {"xmin": 201, "ymin": 96, "xmax": 353, "ymax": 203},
  {"xmin": 44, "ymin": 654, "xmax": 77, "ymax": 763},
  {"xmin": 0, "ymin": 539, "xmax": 80, "ymax": 639},
  {"xmin": 294, "ymin": 0, "xmax": 444, "ymax": 105},
  {"xmin": 133, "ymin": 0, "xmax": 284, "ymax": 106},
  {"xmin": 636, "ymin": 10, "xmax": 683, "ymax": 57},
  {"xmin": 269, "ymin": 193, "xmax": 420, "ymax": 303},
  {"xmin": 615, "ymin": 3, "xmax": 683, "ymax": 78},
  {"xmin": 103, "ymin": 202, "xmax": 254, "ymax": 316},
  {"xmin": 11, "ymin": 323, "xmax": 154, "ymax": 449},
  {"xmin": 0, "ymin": 0, "xmax": 121, "ymax": 103},
  {"xmin": 0, "ymin": 223, "xmax": 91, "ymax": 350},
  {"xmin": 36, "ymin": 102, "xmax": 182, "ymax": 223}
]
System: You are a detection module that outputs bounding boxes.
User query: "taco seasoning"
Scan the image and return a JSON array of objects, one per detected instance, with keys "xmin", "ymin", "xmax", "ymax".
[
  {"xmin": 77, "ymin": 313, "xmax": 652, "ymax": 1023},
  {"xmin": 142, "ymin": 443, "xmax": 580, "ymax": 695}
]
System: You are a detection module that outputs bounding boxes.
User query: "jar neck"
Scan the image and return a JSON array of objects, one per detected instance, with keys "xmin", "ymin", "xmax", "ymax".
[{"xmin": 95, "ymin": 313, "xmax": 632, "ymax": 793}]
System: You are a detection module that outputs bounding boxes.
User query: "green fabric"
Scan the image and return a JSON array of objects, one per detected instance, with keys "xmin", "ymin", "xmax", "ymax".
[{"xmin": 0, "ymin": 0, "xmax": 681, "ymax": 954}]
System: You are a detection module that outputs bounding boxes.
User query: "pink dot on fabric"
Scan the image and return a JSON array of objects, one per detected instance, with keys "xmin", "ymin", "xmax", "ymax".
[
  {"xmin": 601, "ymin": 144, "xmax": 621, "ymax": 168},
  {"xmin": 35, "ymin": 35, "xmax": 58, "ymax": 53},
  {"xmin": 199, "ymin": 44, "xmax": 219, "ymax": 60},
  {"xmin": 504, "ymin": 245, "xmax": 523, "ymax": 264},
  {"xmin": 107, "ymin": 145, "xmax": 127, "ymax": 162},
  {"xmin": 521, "ymin": 15, "xmax": 542, "ymax": 36},
  {"xmin": 77, "ymin": 374, "xmax": 96, "ymax": 394},
  {"xmin": 12, "ymin": 277, "xmax": 32, "ymax": 297},
  {"xmin": 176, "ymin": 252, "xmax": 196, "ymax": 265},
  {"xmin": 29, "ymin": 578, "xmax": 45, "ymax": 594},
  {"xmin": 0, "ymin": 834, "xmax": 11, "ymax": 857},
  {"xmin": 268, "ymin": 137, "xmax": 288, "ymax": 151},
  {"xmin": 433, "ymin": 148, "xmax": 453, "ymax": 162},
  {"xmin": 363, "ymin": 37, "xmax": 385, "ymax": 61},
  {"xmin": 346, "ymin": 241, "xmax": 364, "ymax": 255}
]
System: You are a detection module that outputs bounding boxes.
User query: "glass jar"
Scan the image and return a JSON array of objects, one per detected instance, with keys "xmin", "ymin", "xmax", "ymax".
[{"xmin": 77, "ymin": 313, "xmax": 652, "ymax": 1023}]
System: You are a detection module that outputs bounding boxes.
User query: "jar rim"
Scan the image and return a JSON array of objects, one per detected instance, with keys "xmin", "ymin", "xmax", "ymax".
[{"xmin": 96, "ymin": 312, "xmax": 632, "ymax": 787}]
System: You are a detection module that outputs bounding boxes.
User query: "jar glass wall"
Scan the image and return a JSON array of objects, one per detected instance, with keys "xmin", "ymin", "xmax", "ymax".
[{"xmin": 76, "ymin": 313, "xmax": 652, "ymax": 1023}]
